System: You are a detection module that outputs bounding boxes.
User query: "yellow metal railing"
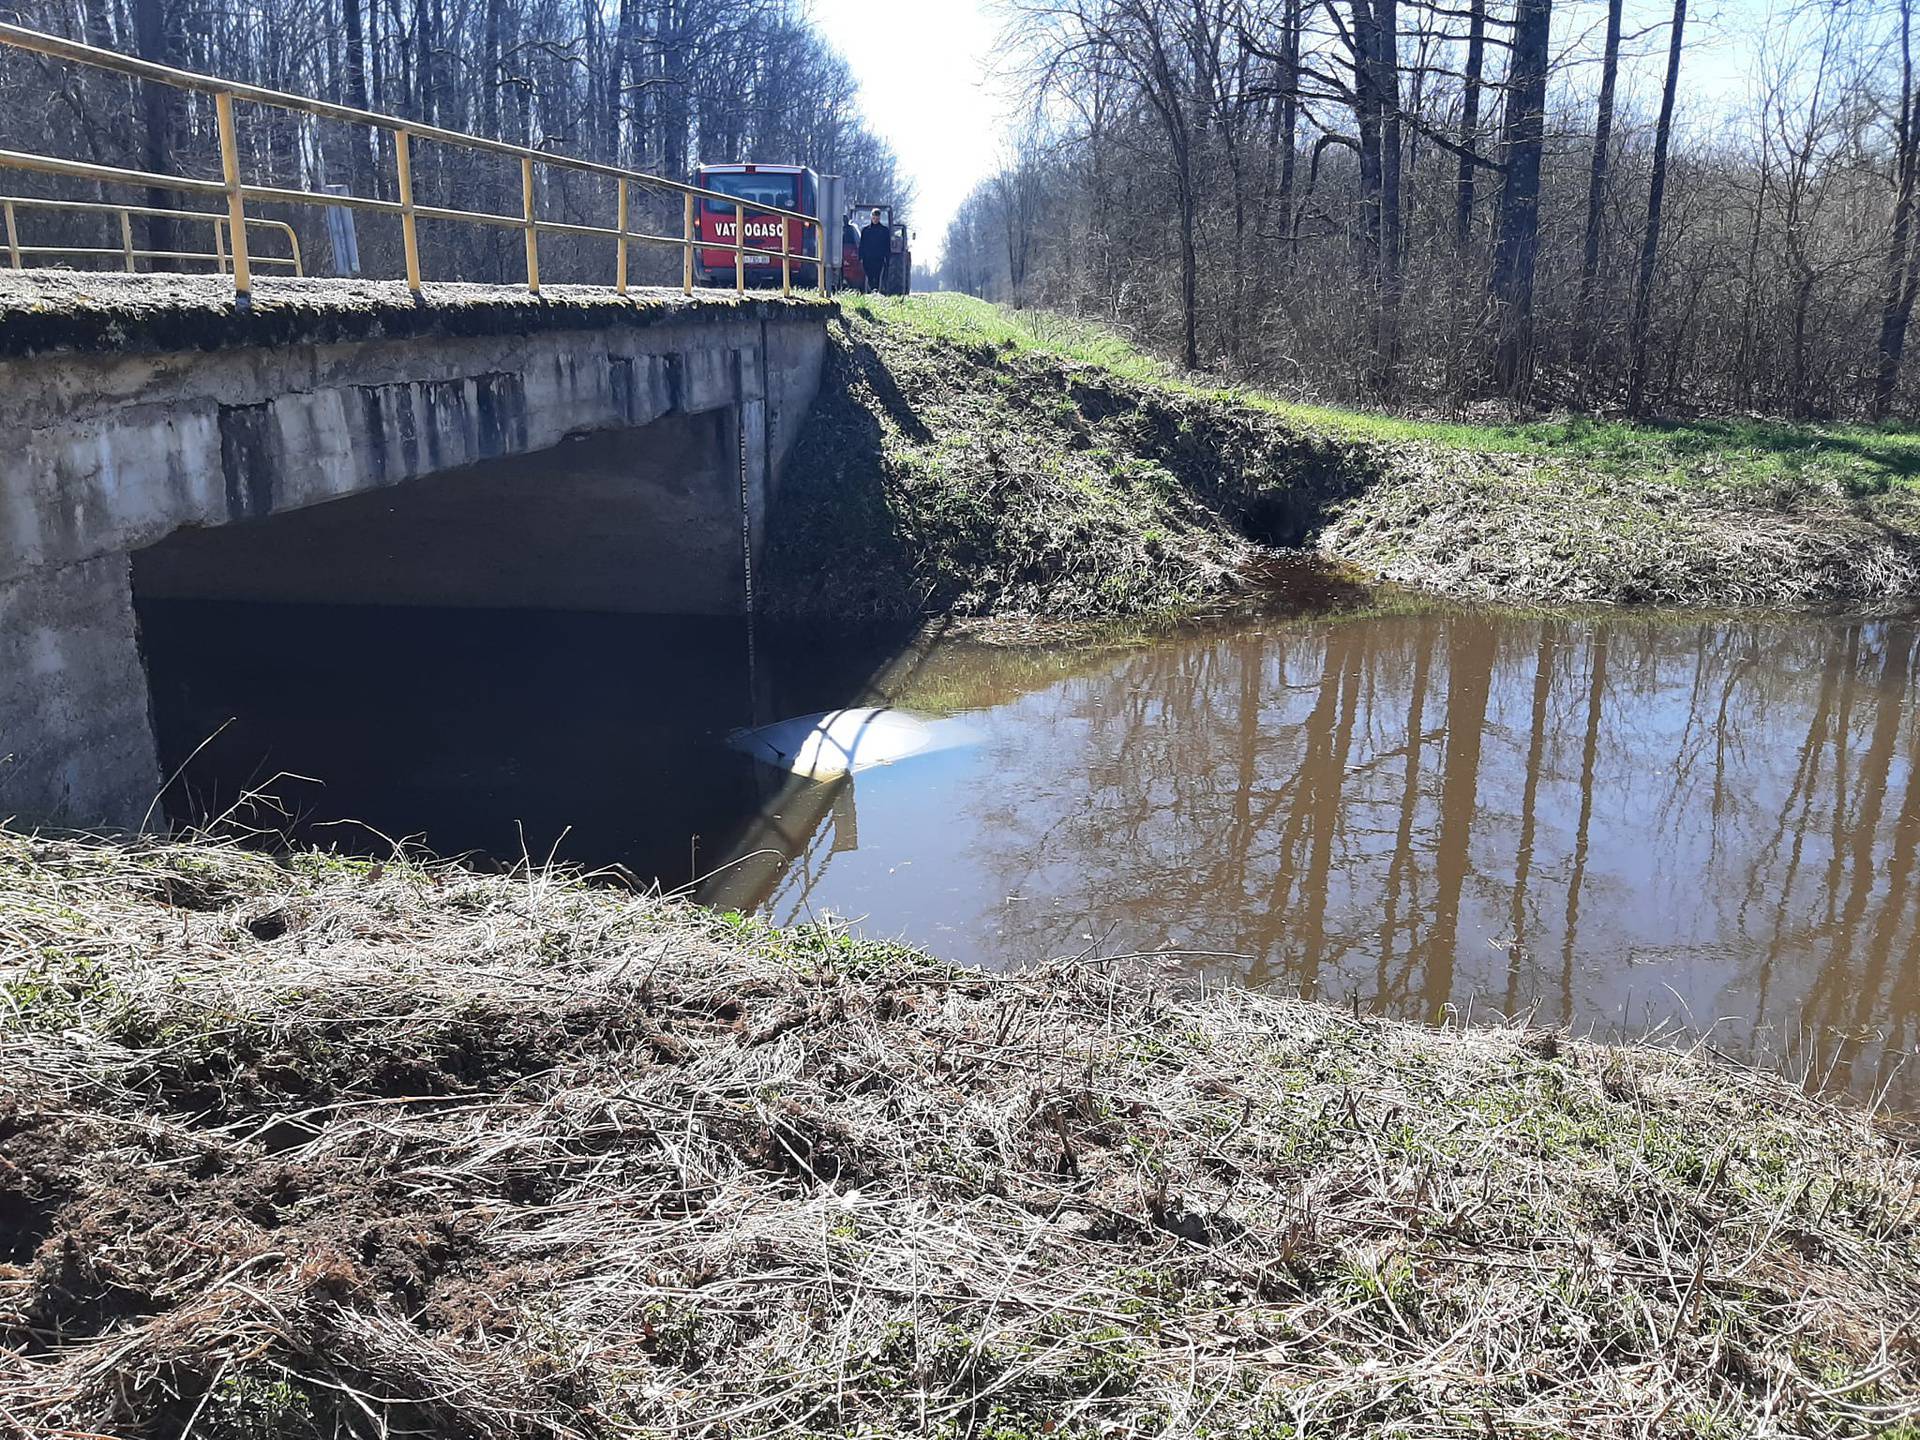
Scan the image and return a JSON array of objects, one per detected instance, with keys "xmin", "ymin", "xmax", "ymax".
[
  {"xmin": 1, "ymin": 193, "xmax": 302, "ymax": 275},
  {"xmin": 0, "ymin": 20, "xmax": 828, "ymax": 305}
]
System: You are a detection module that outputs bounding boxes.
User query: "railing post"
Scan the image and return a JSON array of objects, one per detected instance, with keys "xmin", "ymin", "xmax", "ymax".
[
  {"xmin": 118, "ymin": 208, "xmax": 134, "ymax": 271},
  {"xmin": 3, "ymin": 200, "xmax": 19, "ymax": 269},
  {"xmin": 521, "ymin": 156, "xmax": 540, "ymax": 294},
  {"xmin": 733, "ymin": 201, "xmax": 744, "ymax": 294},
  {"xmin": 781, "ymin": 219, "xmax": 791, "ymax": 297},
  {"xmin": 214, "ymin": 90, "xmax": 251, "ymax": 304},
  {"xmin": 616, "ymin": 177, "xmax": 629, "ymax": 297},
  {"xmin": 213, "ymin": 217, "xmax": 228, "ymax": 274},
  {"xmin": 682, "ymin": 192, "xmax": 694, "ymax": 295},
  {"xmin": 818, "ymin": 220, "xmax": 829, "ymax": 297},
  {"xmin": 394, "ymin": 128, "xmax": 421, "ymax": 294}
]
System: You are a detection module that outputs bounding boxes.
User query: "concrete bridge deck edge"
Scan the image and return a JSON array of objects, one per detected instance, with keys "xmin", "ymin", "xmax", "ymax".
[{"xmin": 0, "ymin": 274, "xmax": 831, "ymax": 830}]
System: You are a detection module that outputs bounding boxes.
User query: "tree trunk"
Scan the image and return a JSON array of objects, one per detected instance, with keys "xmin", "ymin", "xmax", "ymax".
[
  {"xmin": 341, "ymin": 0, "xmax": 373, "ymax": 196},
  {"xmin": 1348, "ymin": 0, "xmax": 1384, "ymax": 257},
  {"xmin": 1374, "ymin": 0, "xmax": 1404, "ymax": 384},
  {"xmin": 1875, "ymin": 0, "xmax": 1919, "ymax": 418},
  {"xmin": 1626, "ymin": 0, "xmax": 1688, "ymax": 417},
  {"xmin": 416, "ymin": 0, "xmax": 437, "ymax": 125},
  {"xmin": 1138, "ymin": 20, "xmax": 1201, "ymax": 368},
  {"xmin": 343, "ymin": 0, "xmax": 369, "ymax": 109},
  {"xmin": 1453, "ymin": 0, "xmax": 1485, "ymax": 251},
  {"xmin": 132, "ymin": 0, "xmax": 179, "ymax": 259},
  {"xmin": 1177, "ymin": 169, "xmax": 1199, "ymax": 368},
  {"xmin": 1489, "ymin": 0, "xmax": 1551, "ymax": 395},
  {"xmin": 1575, "ymin": 0, "xmax": 1623, "ymax": 364},
  {"xmin": 1791, "ymin": 270, "xmax": 1815, "ymax": 418},
  {"xmin": 1277, "ymin": 0, "xmax": 1300, "ymax": 254},
  {"xmin": 482, "ymin": 0, "xmax": 502, "ymax": 139},
  {"xmin": 662, "ymin": 1, "xmax": 691, "ymax": 180},
  {"xmin": 82, "ymin": 0, "xmax": 115, "ymax": 47},
  {"xmin": 1733, "ymin": 152, "xmax": 1768, "ymax": 406}
]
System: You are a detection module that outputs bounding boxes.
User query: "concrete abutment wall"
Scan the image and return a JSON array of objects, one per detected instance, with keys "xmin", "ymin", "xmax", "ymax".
[{"xmin": 0, "ymin": 296, "xmax": 826, "ymax": 829}]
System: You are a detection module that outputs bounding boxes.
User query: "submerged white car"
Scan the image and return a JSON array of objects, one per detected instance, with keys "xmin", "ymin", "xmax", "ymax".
[{"xmin": 727, "ymin": 707, "xmax": 948, "ymax": 777}]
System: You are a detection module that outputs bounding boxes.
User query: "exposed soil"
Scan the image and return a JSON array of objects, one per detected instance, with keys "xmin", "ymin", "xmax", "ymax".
[
  {"xmin": 761, "ymin": 308, "xmax": 1313, "ymax": 623},
  {"xmin": 4, "ymin": 830, "xmax": 1917, "ymax": 1438}
]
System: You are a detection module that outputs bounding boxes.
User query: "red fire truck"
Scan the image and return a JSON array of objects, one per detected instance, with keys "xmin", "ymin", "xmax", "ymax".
[{"xmin": 691, "ymin": 162, "xmax": 843, "ymax": 289}]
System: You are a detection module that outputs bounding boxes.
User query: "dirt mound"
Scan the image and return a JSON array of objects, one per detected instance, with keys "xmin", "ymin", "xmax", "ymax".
[{"xmin": 4, "ymin": 830, "xmax": 1918, "ymax": 1438}]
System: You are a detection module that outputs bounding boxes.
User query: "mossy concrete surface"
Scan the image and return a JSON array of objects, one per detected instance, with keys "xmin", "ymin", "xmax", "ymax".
[{"xmin": 0, "ymin": 269, "xmax": 831, "ymax": 356}]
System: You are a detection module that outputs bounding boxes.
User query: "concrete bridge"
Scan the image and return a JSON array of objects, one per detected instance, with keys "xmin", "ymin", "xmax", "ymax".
[{"xmin": 0, "ymin": 272, "xmax": 830, "ymax": 828}]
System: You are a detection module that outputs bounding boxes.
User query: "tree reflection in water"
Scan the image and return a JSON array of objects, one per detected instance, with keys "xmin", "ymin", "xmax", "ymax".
[{"xmin": 722, "ymin": 611, "xmax": 1920, "ymax": 1110}]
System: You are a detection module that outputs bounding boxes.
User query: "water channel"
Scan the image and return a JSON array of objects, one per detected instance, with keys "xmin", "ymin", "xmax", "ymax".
[{"xmin": 141, "ymin": 591, "xmax": 1920, "ymax": 1110}]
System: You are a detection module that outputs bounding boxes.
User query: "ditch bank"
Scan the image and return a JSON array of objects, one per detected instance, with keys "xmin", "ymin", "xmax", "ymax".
[
  {"xmin": 763, "ymin": 301, "xmax": 1920, "ymax": 620},
  {"xmin": 3, "ymin": 830, "xmax": 1917, "ymax": 1438},
  {"xmin": 761, "ymin": 306, "xmax": 1369, "ymax": 625}
]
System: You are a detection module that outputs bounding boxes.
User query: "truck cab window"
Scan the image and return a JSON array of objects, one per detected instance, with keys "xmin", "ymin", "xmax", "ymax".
[{"xmin": 702, "ymin": 174, "xmax": 797, "ymax": 214}]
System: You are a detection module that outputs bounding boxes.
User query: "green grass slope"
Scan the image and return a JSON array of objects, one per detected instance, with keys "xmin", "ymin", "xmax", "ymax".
[
  {"xmin": 768, "ymin": 296, "xmax": 1920, "ymax": 616},
  {"xmin": 762, "ymin": 296, "xmax": 1411, "ymax": 625},
  {"xmin": 865, "ymin": 294, "xmax": 1920, "ymax": 495}
]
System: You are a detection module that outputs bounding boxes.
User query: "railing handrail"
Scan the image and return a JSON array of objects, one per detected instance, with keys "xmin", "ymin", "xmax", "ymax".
[
  {"xmin": 0, "ymin": 21, "xmax": 819, "ymax": 229},
  {"xmin": 1, "ymin": 193, "xmax": 304, "ymax": 274},
  {"xmin": 0, "ymin": 19, "xmax": 831, "ymax": 302},
  {"xmin": 2, "ymin": 191, "xmax": 295, "ymax": 226}
]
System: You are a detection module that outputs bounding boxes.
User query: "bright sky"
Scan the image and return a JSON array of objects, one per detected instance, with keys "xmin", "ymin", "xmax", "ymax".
[{"xmin": 806, "ymin": 0, "xmax": 1006, "ymax": 265}]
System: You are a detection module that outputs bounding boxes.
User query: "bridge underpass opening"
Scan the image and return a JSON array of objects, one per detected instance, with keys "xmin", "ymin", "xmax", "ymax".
[
  {"xmin": 134, "ymin": 414, "xmax": 747, "ymax": 616},
  {"xmin": 124, "ymin": 411, "xmax": 870, "ymax": 886}
]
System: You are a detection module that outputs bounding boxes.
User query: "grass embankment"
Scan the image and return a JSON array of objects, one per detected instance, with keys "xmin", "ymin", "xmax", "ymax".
[
  {"xmin": 4, "ymin": 831, "xmax": 1918, "ymax": 1438},
  {"xmin": 767, "ymin": 295, "xmax": 1920, "ymax": 616},
  {"xmin": 762, "ymin": 298, "xmax": 1372, "ymax": 624}
]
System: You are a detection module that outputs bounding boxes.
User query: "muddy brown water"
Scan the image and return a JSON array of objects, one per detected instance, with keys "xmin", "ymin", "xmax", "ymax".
[{"xmin": 142, "ymin": 595, "xmax": 1920, "ymax": 1110}]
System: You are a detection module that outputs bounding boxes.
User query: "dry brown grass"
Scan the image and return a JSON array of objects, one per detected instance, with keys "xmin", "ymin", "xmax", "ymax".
[
  {"xmin": 2, "ymin": 829, "xmax": 1917, "ymax": 1439},
  {"xmin": 1319, "ymin": 457, "xmax": 1920, "ymax": 609}
]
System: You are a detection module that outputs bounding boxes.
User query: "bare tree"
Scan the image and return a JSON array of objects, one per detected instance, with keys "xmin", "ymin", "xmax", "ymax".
[
  {"xmin": 993, "ymin": 140, "xmax": 1047, "ymax": 307},
  {"xmin": 1626, "ymin": 0, "xmax": 1687, "ymax": 416},
  {"xmin": 1877, "ymin": 0, "xmax": 1920, "ymax": 417},
  {"xmin": 1574, "ymin": 0, "xmax": 1623, "ymax": 363},
  {"xmin": 1489, "ymin": 0, "xmax": 1551, "ymax": 396}
]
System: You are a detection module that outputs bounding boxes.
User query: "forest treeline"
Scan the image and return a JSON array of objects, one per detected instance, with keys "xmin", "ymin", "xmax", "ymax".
[
  {"xmin": 0, "ymin": 0, "xmax": 906, "ymax": 287},
  {"xmin": 938, "ymin": 0, "xmax": 1920, "ymax": 420}
]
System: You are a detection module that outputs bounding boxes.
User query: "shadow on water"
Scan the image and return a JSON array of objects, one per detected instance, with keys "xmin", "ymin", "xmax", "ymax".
[
  {"xmin": 144, "ymin": 589, "xmax": 1920, "ymax": 1112},
  {"xmin": 139, "ymin": 601, "xmax": 917, "ymax": 887}
]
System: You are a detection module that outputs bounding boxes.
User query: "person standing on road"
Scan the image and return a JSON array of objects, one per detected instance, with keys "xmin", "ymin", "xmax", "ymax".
[{"xmin": 858, "ymin": 209, "xmax": 891, "ymax": 294}]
